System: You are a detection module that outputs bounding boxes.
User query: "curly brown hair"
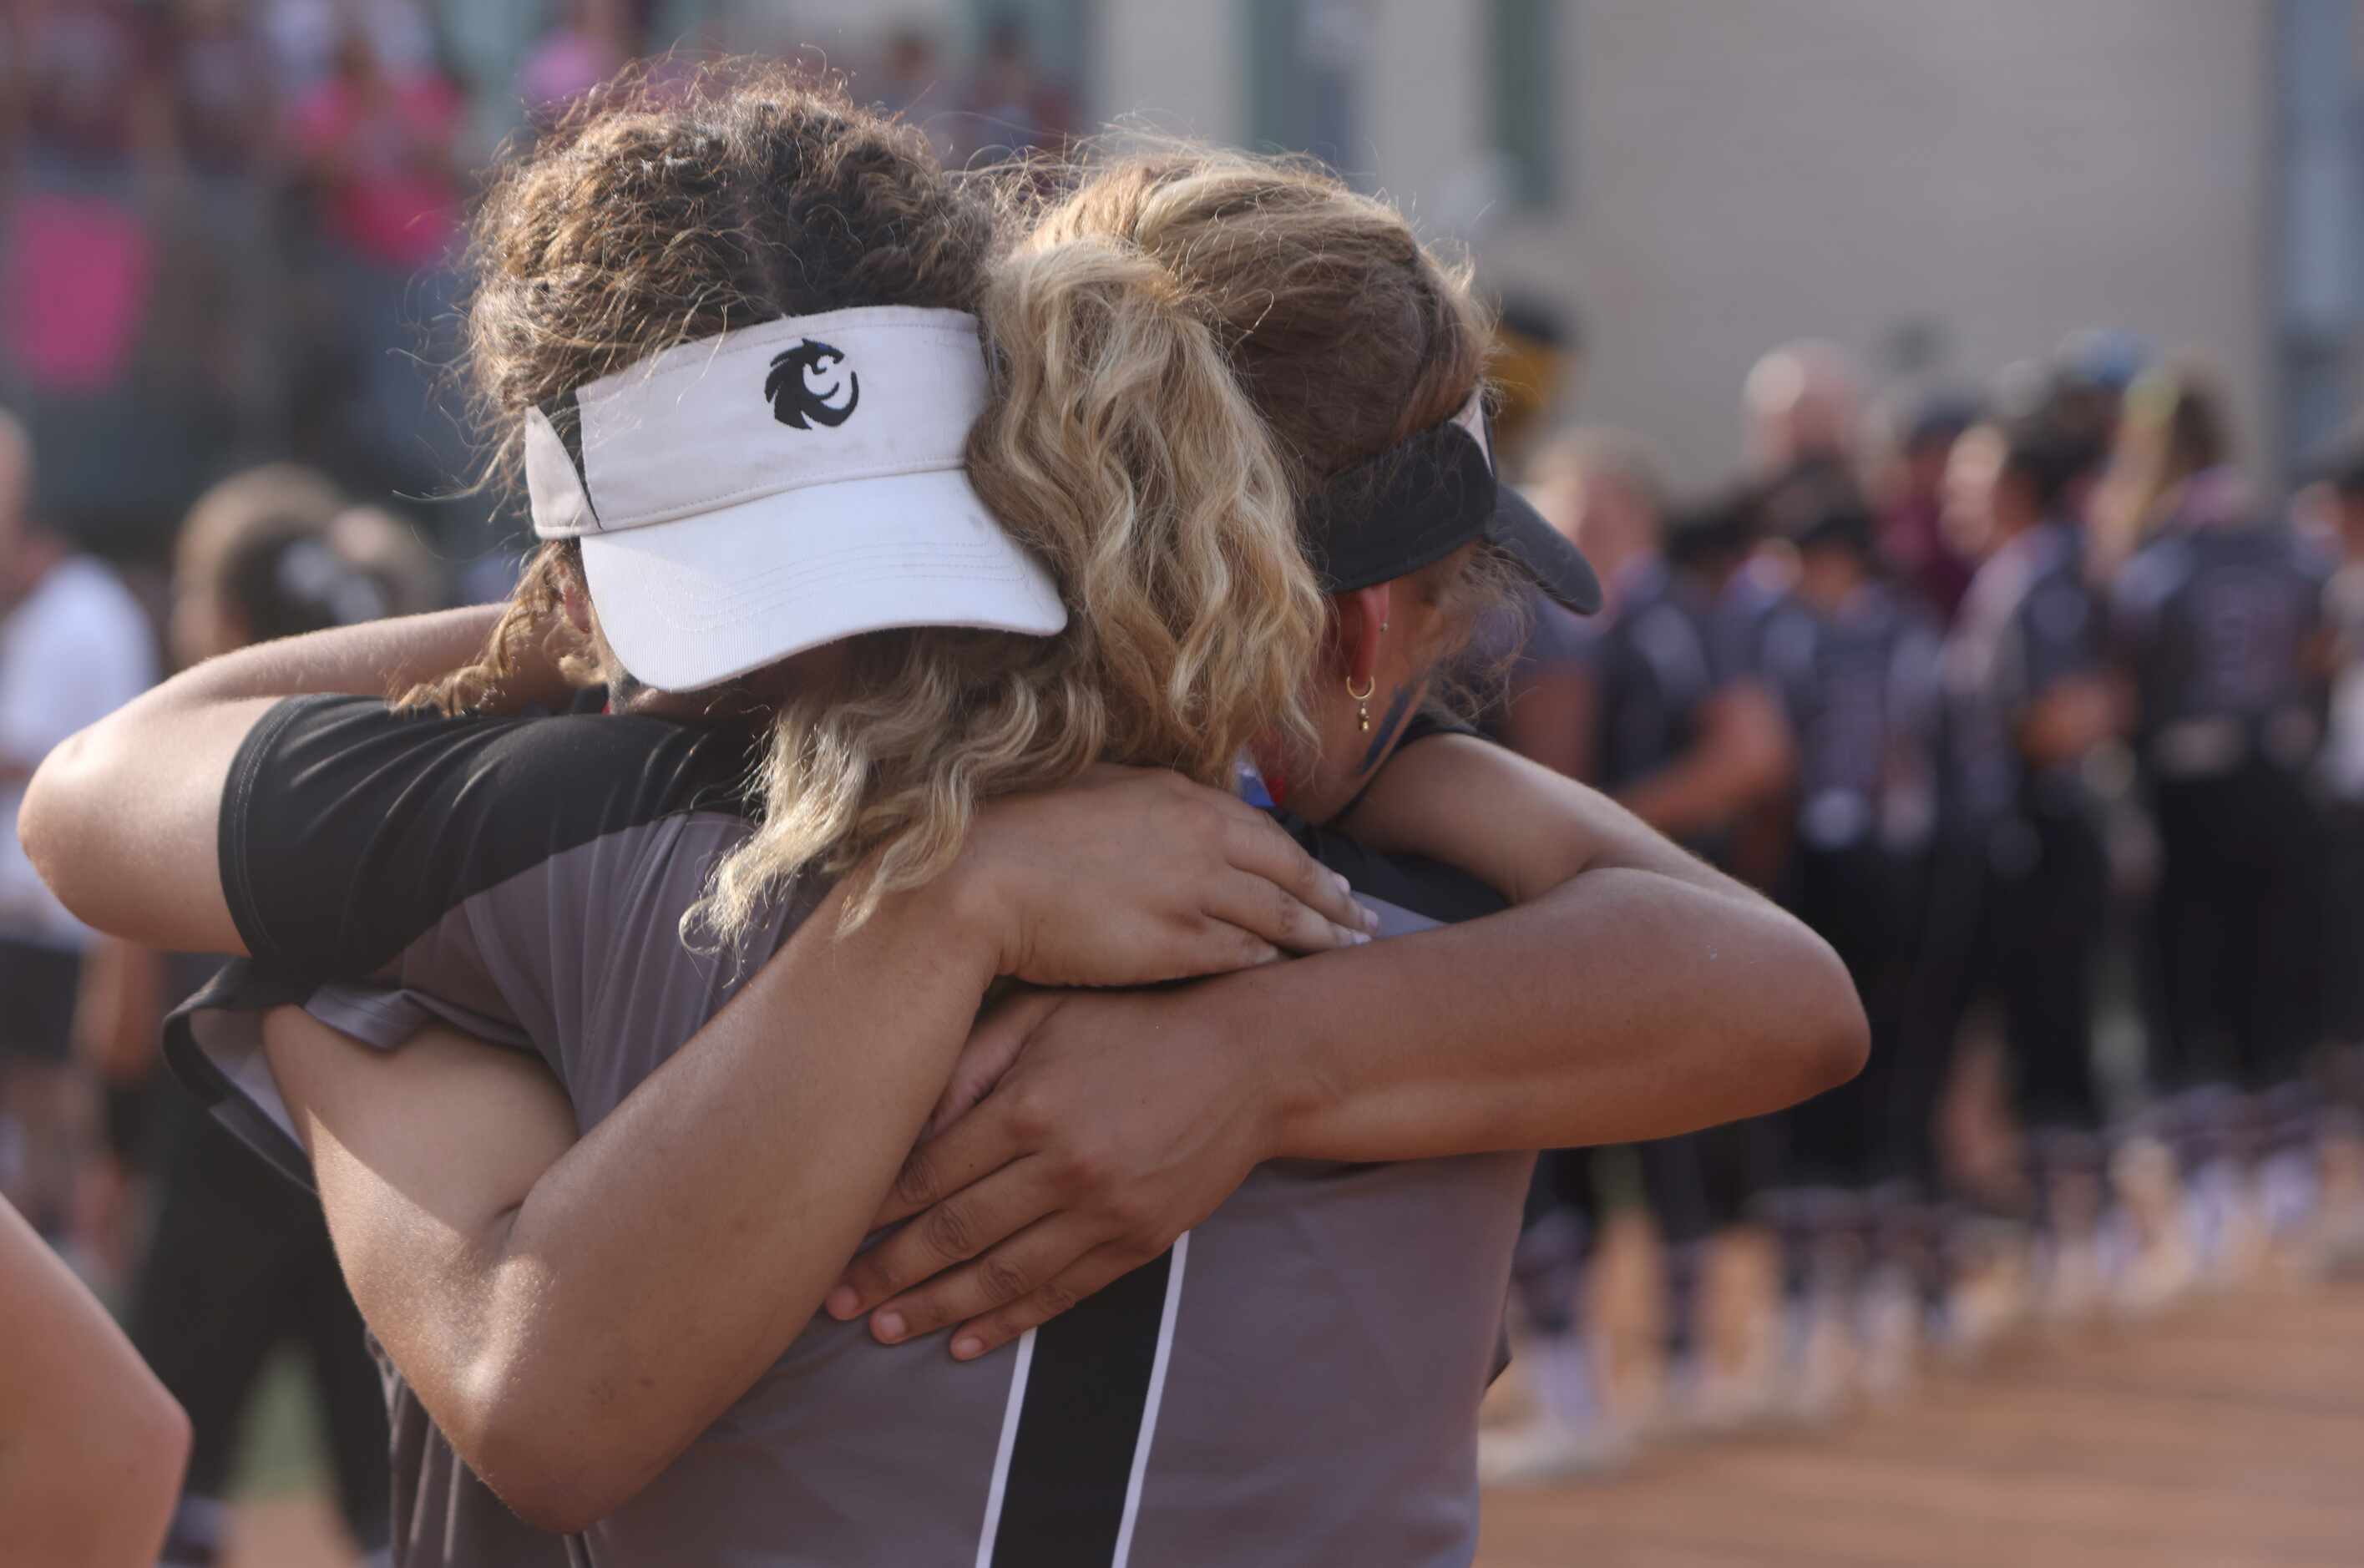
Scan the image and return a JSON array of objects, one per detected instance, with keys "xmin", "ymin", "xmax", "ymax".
[
  {"xmin": 413, "ymin": 62, "xmax": 1006, "ymax": 714},
  {"xmin": 405, "ymin": 68, "xmax": 1332, "ymax": 942}
]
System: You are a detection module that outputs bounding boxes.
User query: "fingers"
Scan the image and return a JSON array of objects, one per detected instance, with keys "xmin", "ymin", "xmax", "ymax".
[
  {"xmin": 1204, "ymin": 868, "xmax": 1370, "ymax": 958},
  {"xmin": 831, "ymin": 1158, "xmax": 1053, "ymax": 1324},
  {"xmin": 925, "ymin": 989, "xmax": 1061, "ymax": 1139},
  {"xmin": 944, "ymin": 1242, "xmax": 1167, "ymax": 1361},
  {"xmin": 868, "ymin": 1095, "xmax": 1027, "ymax": 1231},
  {"xmin": 858, "ymin": 1211, "xmax": 1104, "ymax": 1350},
  {"xmin": 1221, "ymin": 812, "xmax": 1378, "ymax": 942}
]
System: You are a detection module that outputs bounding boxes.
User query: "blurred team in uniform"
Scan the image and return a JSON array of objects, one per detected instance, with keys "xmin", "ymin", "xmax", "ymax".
[
  {"xmin": 1481, "ymin": 336, "xmax": 2364, "ymax": 1480},
  {"xmin": 7, "ymin": 243, "xmax": 2364, "ymax": 1542}
]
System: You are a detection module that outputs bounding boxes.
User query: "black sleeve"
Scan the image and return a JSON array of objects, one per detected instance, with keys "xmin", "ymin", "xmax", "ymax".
[
  {"xmin": 1397, "ymin": 710, "xmax": 1484, "ymax": 748},
  {"xmin": 220, "ymin": 694, "xmax": 752, "ymax": 977},
  {"xmin": 1268, "ymin": 810, "xmax": 1508, "ymax": 927}
]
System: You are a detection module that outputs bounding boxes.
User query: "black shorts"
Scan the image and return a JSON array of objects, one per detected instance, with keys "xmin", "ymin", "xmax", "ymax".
[{"xmin": 0, "ymin": 937, "xmax": 81, "ymax": 1064}]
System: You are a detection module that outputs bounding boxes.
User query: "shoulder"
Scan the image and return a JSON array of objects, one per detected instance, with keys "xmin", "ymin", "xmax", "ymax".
[
  {"xmin": 246, "ymin": 695, "xmax": 755, "ymax": 827},
  {"xmin": 220, "ymin": 696, "xmax": 761, "ymax": 972}
]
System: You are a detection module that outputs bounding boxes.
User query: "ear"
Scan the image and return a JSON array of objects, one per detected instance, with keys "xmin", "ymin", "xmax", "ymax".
[
  {"xmin": 560, "ymin": 576, "xmax": 595, "ymax": 637},
  {"xmin": 1326, "ymin": 584, "xmax": 1392, "ymax": 687}
]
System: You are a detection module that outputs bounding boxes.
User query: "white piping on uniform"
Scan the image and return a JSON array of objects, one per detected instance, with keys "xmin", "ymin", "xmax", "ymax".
[
  {"xmin": 1111, "ymin": 1230, "xmax": 1192, "ymax": 1568},
  {"xmin": 972, "ymin": 1328, "xmax": 1037, "ymax": 1568}
]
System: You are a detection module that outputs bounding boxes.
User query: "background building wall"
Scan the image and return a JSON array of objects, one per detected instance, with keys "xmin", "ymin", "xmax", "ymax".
[{"xmin": 1100, "ymin": 0, "xmax": 2296, "ymax": 487}]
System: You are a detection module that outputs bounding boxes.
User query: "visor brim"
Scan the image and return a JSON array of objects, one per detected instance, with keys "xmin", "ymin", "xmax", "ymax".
[{"xmin": 578, "ymin": 467, "xmax": 1068, "ymax": 693}]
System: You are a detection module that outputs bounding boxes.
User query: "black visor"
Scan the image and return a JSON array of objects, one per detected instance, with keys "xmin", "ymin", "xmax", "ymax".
[{"xmin": 1301, "ymin": 389, "xmax": 1602, "ymax": 615}]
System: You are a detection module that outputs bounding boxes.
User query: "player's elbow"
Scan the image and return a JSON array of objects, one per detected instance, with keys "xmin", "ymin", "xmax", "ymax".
[
  {"xmin": 481, "ymin": 1461, "xmax": 616, "ymax": 1539},
  {"xmin": 126, "ymin": 1385, "xmax": 195, "ymax": 1537},
  {"xmin": 19, "ymin": 724, "xmax": 134, "ymax": 935},
  {"xmin": 18, "ymin": 728, "xmax": 94, "ymax": 912},
  {"xmin": 455, "ymin": 1369, "xmax": 663, "ymax": 1536},
  {"xmin": 66, "ymin": 1375, "xmax": 191, "ymax": 1565},
  {"xmin": 1784, "ymin": 929, "xmax": 1870, "ymax": 1103}
]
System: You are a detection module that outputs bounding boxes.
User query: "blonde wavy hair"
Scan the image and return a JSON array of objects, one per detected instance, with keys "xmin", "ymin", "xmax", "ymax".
[
  {"xmin": 2088, "ymin": 360, "xmax": 2235, "ymax": 581},
  {"xmin": 979, "ymin": 143, "xmax": 1519, "ymax": 729}
]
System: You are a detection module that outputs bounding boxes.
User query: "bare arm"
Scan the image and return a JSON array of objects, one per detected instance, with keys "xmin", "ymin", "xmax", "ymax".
[
  {"xmin": 1342, "ymin": 728, "xmax": 1765, "ymax": 907},
  {"xmin": 0, "ymin": 1198, "xmax": 190, "ymax": 1567},
  {"xmin": 22, "ymin": 608, "xmax": 508, "ymax": 954},
  {"xmin": 270, "ymin": 862, "xmax": 1000, "ymax": 1535},
  {"xmin": 1288, "ymin": 732, "xmax": 1863, "ymax": 1152},
  {"xmin": 833, "ymin": 732, "xmax": 1865, "ymax": 1354},
  {"xmin": 251, "ymin": 760, "xmax": 1370, "ymax": 1534}
]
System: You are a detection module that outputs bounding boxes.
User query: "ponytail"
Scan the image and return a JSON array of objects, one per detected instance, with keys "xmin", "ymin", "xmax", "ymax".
[
  {"xmin": 965, "ymin": 235, "xmax": 1327, "ymax": 784},
  {"xmin": 398, "ymin": 542, "xmax": 601, "ymax": 714}
]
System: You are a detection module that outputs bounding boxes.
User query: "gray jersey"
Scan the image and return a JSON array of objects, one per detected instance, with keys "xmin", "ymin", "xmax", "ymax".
[
  {"xmin": 166, "ymin": 696, "xmax": 1528, "ymax": 1568},
  {"xmin": 1943, "ymin": 520, "xmax": 2102, "ymax": 833},
  {"xmin": 2111, "ymin": 486, "xmax": 2331, "ymax": 781}
]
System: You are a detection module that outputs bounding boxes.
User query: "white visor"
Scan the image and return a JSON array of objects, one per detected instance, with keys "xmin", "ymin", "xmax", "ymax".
[{"xmin": 524, "ymin": 306, "xmax": 1067, "ymax": 691}]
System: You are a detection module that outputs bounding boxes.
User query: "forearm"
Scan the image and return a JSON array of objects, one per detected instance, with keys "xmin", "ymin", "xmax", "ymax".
[
  {"xmin": 1348, "ymin": 734, "xmax": 1759, "ymax": 907},
  {"xmin": 23, "ymin": 609, "xmax": 505, "ymax": 952},
  {"xmin": 1247, "ymin": 867, "xmax": 1865, "ymax": 1163},
  {"xmin": 467, "ymin": 876, "xmax": 1002, "ymax": 1527},
  {"xmin": 0, "ymin": 1201, "xmax": 189, "ymax": 1567}
]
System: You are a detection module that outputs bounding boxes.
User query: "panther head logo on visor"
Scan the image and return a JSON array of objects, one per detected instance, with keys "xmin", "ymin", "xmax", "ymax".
[{"xmin": 765, "ymin": 340, "xmax": 861, "ymax": 430}]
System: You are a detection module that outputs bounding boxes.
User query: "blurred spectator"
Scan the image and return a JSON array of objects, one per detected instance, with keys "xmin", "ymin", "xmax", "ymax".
[
  {"xmin": 327, "ymin": 500, "xmax": 445, "ymax": 617},
  {"xmin": 1754, "ymin": 474, "xmax": 1944, "ymax": 1410},
  {"xmin": 1486, "ymin": 428, "xmax": 1665, "ymax": 774},
  {"xmin": 953, "ymin": 12, "xmax": 1074, "ymax": 160},
  {"xmin": 519, "ymin": 0, "xmax": 630, "ymax": 127},
  {"xmin": 1928, "ymin": 415, "xmax": 2118, "ymax": 1307},
  {"xmin": 1, "ymin": 1, "xmax": 175, "ymax": 540},
  {"xmin": 1490, "ymin": 298, "xmax": 1583, "ymax": 466},
  {"xmin": 287, "ymin": 24, "xmax": 460, "ymax": 277},
  {"xmin": 149, "ymin": 1, "xmax": 286, "ymax": 490},
  {"xmin": 1877, "ymin": 393, "xmax": 1980, "ymax": 623},
  {"xmin": 284, "ymin": 21, "xmax": 465, "ymax": 498},
  {"xmin": 166, "ymin": 0, "xmax": 276, "ymax": 177},
  {"xmin": 0, "ymin": 407, "xmax": 156, "ymax": 1241},
  {"xmin": 1745, "ymin": 340, "xmax": 1864, "ymax": 477},
  {"xmin": 872, "ymin": 24, "xmax": 946, "ymax": 123},
  {"xmin": 261, "ymin": 0, "xmax": 438, "ymax": 104},
  {"xmin": 2108, "ymin": 367, "xmax": 2331, "ymax": 1275},
  {"xmin": 2321, "ymin": 422, "xmax": 2364, "ymax": 1051}
]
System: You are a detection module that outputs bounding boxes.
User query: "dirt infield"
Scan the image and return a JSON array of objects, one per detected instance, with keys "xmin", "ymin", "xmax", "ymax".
[{"xmin": 1476, "ymin": 1282, "xmax": 2364, "ymax": 1568}]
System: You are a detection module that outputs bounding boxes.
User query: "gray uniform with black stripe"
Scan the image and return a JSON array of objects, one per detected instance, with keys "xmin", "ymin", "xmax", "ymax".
[{"xmin": 170, "ymin": 697, "xmax": 1531, "ymax": 1568}]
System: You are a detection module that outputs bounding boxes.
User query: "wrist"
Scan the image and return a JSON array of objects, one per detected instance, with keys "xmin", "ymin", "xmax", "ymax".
[
  {"xmin": 1191, "ymin": 963, "xmax": 1319, "ymax": 1164},
  {"xmin": 910, "ymin": 852, "xmax": 1023, "ymax": 984}
]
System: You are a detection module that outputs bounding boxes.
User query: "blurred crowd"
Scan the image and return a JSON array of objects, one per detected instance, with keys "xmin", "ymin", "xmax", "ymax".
[
  {"xmin": 0, "ymin": 0, "xmax": 1076, "ymax": 567},
  {"xmin": 1477, "ymin": 335, "xmax": 2364, "ymax": 1481},
  {"xmin": 2, "ymin": 0, "xmax": 472, "ymax": 560},
  {"xmin": 0, "ymin": 12, "xmax": 1070, "ymax": 1560}
]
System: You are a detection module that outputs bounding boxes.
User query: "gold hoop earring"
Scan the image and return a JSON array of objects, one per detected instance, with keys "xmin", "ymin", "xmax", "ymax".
[{"xmin": 1346, "ymin": 674, "xmax": 1377, "ymax": 731}]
